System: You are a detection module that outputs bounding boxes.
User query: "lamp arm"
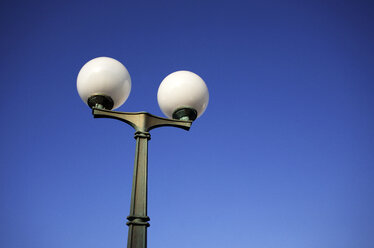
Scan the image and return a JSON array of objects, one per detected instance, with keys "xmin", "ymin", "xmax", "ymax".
[{"xmin": 92, "ymin": 108, "xmax": 192, "ymax": 132}]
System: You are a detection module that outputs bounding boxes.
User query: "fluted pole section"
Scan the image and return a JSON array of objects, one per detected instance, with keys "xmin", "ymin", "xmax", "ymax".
[{"xmin": 126, "ymin": 131, "xmax": 151, "ymax": 248}]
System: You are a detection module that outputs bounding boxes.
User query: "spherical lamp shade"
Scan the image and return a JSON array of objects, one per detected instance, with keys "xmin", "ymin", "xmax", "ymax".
[
  {"xmin": 157, "ymin": 71, "xmax": 209, "ymax": 120},
  {"xmin": 77, "ymin": 57, "xmax": 131, "ymax": 110}
]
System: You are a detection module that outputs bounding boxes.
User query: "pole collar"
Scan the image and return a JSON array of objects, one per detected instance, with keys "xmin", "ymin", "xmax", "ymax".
[
  {"xmin": 134, "ymin": 131, "xmax": 151, "ymax": 140},
  {"xmin": 126, "ymin": 215, "xmax": 150, "ymax": 227}
]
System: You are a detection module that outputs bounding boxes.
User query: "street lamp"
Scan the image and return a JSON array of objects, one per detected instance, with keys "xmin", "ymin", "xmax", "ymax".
[{"xmin": 77, "ymin": 57, "xmax": 209, "ymax": 248}]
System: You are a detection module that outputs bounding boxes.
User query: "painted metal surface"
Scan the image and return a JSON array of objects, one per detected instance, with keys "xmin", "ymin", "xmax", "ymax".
[{"xmin": 92, "ymin": 107, "xmax": 192, "ymax": 248}]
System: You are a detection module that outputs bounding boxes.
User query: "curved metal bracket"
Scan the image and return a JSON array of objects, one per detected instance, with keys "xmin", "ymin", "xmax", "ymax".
[{"xmin": 92, "ymin": 108, "xmax": 192, "ymax": 132}]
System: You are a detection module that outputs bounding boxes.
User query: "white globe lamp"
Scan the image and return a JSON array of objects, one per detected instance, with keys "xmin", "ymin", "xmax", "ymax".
[
  {"xmin": 157, "ymin": 71, "xmax": 209, "ymax": 120},
  {"xmin": 77, "ymin": 57, "xmax": 131, "ymax": 110}
]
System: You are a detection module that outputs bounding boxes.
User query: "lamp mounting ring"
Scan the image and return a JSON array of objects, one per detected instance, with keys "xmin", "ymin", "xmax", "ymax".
[{"xmin": 87, "ymin": 95, "xmax": 114, "ymax": 110}]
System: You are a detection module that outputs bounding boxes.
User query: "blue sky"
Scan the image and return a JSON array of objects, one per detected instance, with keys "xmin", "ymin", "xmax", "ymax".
[{"xmin": 1, "ymin": 0, "xmax": 373, "ymax": 247}]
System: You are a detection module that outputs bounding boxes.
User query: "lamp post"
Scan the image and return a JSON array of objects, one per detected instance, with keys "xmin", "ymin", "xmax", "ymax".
[{"xmin": 76, "ymin": 57, "xmax": 209, "ymax": 248}]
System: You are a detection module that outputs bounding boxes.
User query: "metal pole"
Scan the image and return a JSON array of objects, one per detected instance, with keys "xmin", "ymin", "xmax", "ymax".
[
  {"xmin": 126, "ymin": 131, "xmax": 151, "ymax": 248},
  {"xmin": 91, "ymin": 108, "xmax": 193, "ymax": 248}
]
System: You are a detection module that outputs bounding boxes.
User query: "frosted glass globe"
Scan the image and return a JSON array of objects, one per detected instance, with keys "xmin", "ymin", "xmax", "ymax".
[
  {"xmin": 77, "ymin": 57, "xmax": 131, "ymax": 110},
  {"xmin": 157, "ymin": 71, "xmax": 209, "ymax": 119}
]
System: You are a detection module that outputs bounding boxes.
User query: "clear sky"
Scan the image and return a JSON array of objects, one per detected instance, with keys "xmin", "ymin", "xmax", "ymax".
[{"xmin": 1, "ymin": 0, "xmax": 373, "ymax": 247}]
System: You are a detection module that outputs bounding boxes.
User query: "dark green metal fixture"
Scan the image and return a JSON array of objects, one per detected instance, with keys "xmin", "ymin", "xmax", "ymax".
[
  {"xmin": 92, "ymin": 106, "xmax": 192, "ymax": 248},
  {"xmin": 87, "ymin": 95, "xmax": 114, "ymax": 110},
  {"xmin": 77, "ymin": 57, "xmax": 209, "ymax": 248},
  {"xmin": 172, "ymin": 107, "xmax": 198, "ymax": 121}
]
